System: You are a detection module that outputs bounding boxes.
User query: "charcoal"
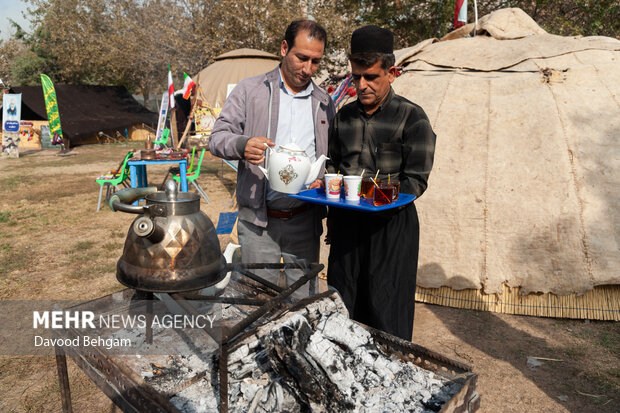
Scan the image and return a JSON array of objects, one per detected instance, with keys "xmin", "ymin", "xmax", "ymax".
[{"xmin": 165, "ymin": 294, "xmax": 460, "ymax": 412}]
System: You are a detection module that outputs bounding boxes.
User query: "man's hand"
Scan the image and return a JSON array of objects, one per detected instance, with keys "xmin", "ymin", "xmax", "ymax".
[
  {"xmin": 308, "ymin": 179, "xmax": 324, "ymax": 190},
  {"xmin": 244, "ymin": 137, "xmax": 274, "ymax": 165}
]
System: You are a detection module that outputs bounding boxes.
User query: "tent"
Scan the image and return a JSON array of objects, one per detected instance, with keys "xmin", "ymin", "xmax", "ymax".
[
  {"xmin": 4, "ymin": 85, "xmax": 157, "ymax": 147},
  {"xmin": 392, "ymin": 8, "xmax": 620, "ymax": 319},
  {"xmin": 195, "ymin": 48, "xmax": 280, "ymax": 108}
]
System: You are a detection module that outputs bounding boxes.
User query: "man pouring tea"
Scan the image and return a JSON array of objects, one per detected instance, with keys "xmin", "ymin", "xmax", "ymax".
[
  {"xmin": 210, "ymin": 20, "xmax": 335, "ymax": 298},
  {"xmin": 326, "ymin": 25, "xmax": 436, "ymax": 341}
]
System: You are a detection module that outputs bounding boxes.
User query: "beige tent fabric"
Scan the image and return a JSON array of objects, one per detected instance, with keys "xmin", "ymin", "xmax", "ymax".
[
  {"xmin": 398, "ymin": 8, "xmax": 619, "ymax": 72},
  {"xmin": 442, "ymin": 7, "xmax": 547, "ymax": 41},
  {"xmin": 393, "ymin": 9, "xmax": 620, "ymax": 296},
  {"xmin": 195, "ymin": 48, "xmax": 280, "ymax": 108}
]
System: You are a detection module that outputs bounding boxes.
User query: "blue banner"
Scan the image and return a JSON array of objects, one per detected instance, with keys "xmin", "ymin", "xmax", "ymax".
[{"xmin": 3, "ymin": 93, "xmax": 22, "ymax": 132}]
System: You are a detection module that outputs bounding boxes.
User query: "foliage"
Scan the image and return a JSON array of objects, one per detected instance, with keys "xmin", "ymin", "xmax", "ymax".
[
  {"xmin": 1, "ymin": 0, "xmax": 617, "ymax": 101},
  {"xmin": 358, "ymin": 0, "xmax": 453, "ymax": 48},
  {"xmin": 474, "ymin": 1, "xmax": 619, "ymax": 39},
  {"xmin": 0, "ymin": 37, "xmax": 26, "ymax": 86}
]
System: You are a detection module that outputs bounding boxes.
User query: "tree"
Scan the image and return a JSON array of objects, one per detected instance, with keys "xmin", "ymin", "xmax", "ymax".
[
  {"xmin": 357, "ymin": 0, "xmax": 453, "ymax": 48},
  {"xmin": 8, "ymin": 0, "xmax": 616, "ymax": 102},
  {"xmin": 0, "ymin": 37, "xmax": 26, "ymax": 87},
  {"xmin": 470, "ymin": 1, "xmax": 619, "ymax": 39}
]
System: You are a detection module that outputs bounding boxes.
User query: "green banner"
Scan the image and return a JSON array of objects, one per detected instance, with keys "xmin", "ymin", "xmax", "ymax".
[{"xmin": 40, "ymin": 74, "xmax": 63, "ymax": 142}]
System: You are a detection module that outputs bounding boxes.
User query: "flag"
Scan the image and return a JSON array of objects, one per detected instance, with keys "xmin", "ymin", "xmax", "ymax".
[
  {"xmin": 168, "ymin": 64, "xmax": 175, "ymax": 109},
  {"xmin": 181, "ymin": 73, "xmax": 196, "ymax": 100},
  {"xmin": 454, "ymin": 0, "xmax": 467, "ymax": 29},
  {"xmin": 40, "ymin": 74, "xmax": 64, "ymax": 144}
]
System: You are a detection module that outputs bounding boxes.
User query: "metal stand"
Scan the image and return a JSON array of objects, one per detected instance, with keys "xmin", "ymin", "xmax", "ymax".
[
  {"xmin": 53, "ymin": 262, "xmax": 321, "ymax": 413},
  {"xmin": 55, "ymin": 347, "xmax": 73, "ymax": 413}
]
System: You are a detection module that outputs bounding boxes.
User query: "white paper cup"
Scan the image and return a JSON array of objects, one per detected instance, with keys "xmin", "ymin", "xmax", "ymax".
[
  {"xmin": 324, "ymin": 174, "xmax": 343, "ymax": 199},
  {"xmin": 343, "ymin": 175, "xmax": 362, "ymax": 201}
]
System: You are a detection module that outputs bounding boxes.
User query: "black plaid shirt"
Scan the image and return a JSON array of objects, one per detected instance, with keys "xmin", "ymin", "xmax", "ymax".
[{"xmin": 327, "ymin": 88, "xmax": 436, "ymax": 197}]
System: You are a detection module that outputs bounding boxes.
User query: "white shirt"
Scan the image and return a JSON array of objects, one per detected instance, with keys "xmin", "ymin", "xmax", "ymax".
[{"xmin": 266, "ymin": 70, "xmax": 316, "ymax": 202}]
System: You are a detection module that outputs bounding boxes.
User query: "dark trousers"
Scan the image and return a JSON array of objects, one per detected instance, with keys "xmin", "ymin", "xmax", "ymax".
[{"xmin": 327, "ymin": 203, "xmax": 419, "ymax": 341}]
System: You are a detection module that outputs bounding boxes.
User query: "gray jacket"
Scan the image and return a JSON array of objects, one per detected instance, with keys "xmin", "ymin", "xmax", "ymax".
[{"xmin": 210, "ymin": 66, "xmax": 336, "ymax": 228}]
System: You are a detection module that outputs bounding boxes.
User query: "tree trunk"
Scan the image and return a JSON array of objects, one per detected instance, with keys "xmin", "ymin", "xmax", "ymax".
[{"xmin": 141, "ymin": 85, "xmax": 150, "ymax": 111}]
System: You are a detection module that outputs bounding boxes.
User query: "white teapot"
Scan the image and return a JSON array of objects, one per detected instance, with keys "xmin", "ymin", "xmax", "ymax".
[{"xmin": 258, "ymin": 142, "xmax": 328, "ymax": 194}]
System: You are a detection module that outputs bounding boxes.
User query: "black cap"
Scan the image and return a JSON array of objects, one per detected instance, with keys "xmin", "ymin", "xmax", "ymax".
[{"xmin": 351, "ymin": 25, "xmax": 394, "ymax": 54}]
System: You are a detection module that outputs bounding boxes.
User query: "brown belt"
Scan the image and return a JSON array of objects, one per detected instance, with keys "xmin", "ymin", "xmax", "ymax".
[{"xmin": 267, "ymin": 204, "xmax": 311, "ymax": 220}]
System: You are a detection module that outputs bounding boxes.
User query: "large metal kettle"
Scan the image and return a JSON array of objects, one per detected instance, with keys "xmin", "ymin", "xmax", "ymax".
[{"xmin": 109, "ymin": 180, "xmax": 226, "ymax": 292}]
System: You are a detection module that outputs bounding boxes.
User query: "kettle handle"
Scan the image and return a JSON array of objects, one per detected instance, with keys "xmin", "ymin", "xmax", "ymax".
[{"xmin": 109, "ymin": 187, "xmax": 157, "ymax": 213}]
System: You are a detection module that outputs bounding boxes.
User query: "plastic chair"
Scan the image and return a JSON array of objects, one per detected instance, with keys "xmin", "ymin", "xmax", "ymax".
[
  {"xmin": 172, "ymin": 148, "xmax": 209, "ymax": 203},
  {"xmin": 187, "ymin": 146, "xmax": 197, "ymax": 173},
  {"xmin": 95, "ymin": 151, "xmax": 133, "ymax": 211},
  {"xmin": 153, "ymin": 128, "xmax": 170, "ymax": 148}
]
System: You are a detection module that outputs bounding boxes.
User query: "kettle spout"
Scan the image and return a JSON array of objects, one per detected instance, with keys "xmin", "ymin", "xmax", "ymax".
[
  {"xmin": 305, "ymin": 155, "xmax": 329, "ymax": 185},
  {"xmin": 258, "ymin": 165, "xmax": 269, "ymax": 180}
]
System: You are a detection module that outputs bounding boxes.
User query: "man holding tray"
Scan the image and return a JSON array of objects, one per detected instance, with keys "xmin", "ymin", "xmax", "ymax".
[
  {"xmin": 210, "ymin": 20, "xmax": 335, "ymax": 298},
  {"xmin": 326, "ymin": 25, "xmax": 436, "ymax": 340}
]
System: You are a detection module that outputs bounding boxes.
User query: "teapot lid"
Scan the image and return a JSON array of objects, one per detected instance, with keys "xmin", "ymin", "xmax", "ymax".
[{"xmin": 278, "ymin": 142, "xmax": 306, "ymax": 153}]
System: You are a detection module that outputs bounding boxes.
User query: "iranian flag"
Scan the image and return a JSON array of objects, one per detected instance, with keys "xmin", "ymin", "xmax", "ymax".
[
  {"xmin": 181, "ymin": 73, "xmax": 196, "ymax": 100},
  {"xmin": 168, "ymin": 64, "xmax": 175, "ymax": 109},
  {"xmin": 454, "ymin": 0, "xmax": 467, "ymax": 29}
]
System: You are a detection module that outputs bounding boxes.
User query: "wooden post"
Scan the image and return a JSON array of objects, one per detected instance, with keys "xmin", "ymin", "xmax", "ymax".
[{"xmin": 170, "ymin": 108, "xmax": 179, "ymax": 150}]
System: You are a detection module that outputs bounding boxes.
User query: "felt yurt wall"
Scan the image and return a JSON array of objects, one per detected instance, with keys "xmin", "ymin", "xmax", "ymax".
[{"xmin": 392, "ymin": 8, "xmax": 620, "ymax": 320}]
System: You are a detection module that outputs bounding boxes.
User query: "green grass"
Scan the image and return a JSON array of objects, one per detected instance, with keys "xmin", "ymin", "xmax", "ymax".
[
  {"xmin": 110, "ymin": 230, "xmax": 126, "ymax": 239},
  {"xmin": 72, "ymin": 241, "xmax": 95, "ymax": 252},
  {"xmin": 582, "ymin": 371, "xmax": 617, "ymax": 394},
  {"xmin": 66, "ymin": 261, "xmax": 116, "ymax": 281},
  {"xmin": 36, "ymin": 216, "xmax": 50, "ymax": 225},
  {"xmin": 102, "ymin": 241, "xmax": 124, "ymax": 253},
  {"xmin": 64, "ymin": 240, "xmax": 118, "ymax": 280},
  {"xmin": 0, "ymin": 175, "xmax": 34, "ymax": 188},
  {"xmin": 560, "ymin": 346, "xmax": 587, "ymax": 360},
  {"xmin": 0, "ymin": 242, "xmax": 31, "ymax": 275},
  {"xmin": 598, "ymin": 332, "xmax": 619, "ymax": 355},
  {"xmin": 0, "ymin": 211, "xmax": 11, "ymax": 223}
]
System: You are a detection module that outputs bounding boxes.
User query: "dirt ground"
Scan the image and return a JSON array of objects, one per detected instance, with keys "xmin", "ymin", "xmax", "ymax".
[{"xmin": 0, "ymin": 143, "xmax": 617, "ymax": 412}]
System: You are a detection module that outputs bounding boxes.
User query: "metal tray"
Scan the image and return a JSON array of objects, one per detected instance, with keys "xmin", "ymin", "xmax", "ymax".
[{"xmin": 288, "ymin": 188, "xmax": 416, "ymax": 212}]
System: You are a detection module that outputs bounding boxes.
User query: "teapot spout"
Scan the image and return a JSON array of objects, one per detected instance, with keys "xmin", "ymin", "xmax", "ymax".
[
  {"xmin": 258, "ymin": 165, "xmax": 269, "ymax": 180},
  {"xmin": 305, "ymin": 155, "xmax": 329, "ymax": 185}
]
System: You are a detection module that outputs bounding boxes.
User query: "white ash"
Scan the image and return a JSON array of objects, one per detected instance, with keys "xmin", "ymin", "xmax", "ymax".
[
  {"xmin": 165, "ymin": 294, "xmax": 461, "ymax": 412},
  {"xmin": 111, "ymin": 294, "xmax": 459, "ymax": 412}
]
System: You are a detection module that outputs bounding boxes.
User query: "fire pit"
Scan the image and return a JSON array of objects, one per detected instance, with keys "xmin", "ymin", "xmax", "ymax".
[
  {"xmin": 53, "ymin": 183, "xmax": 477, "ymax": 412},
  {"xmin": 53, "ymin": 262, "xmax": 478, "ymax": 413}
]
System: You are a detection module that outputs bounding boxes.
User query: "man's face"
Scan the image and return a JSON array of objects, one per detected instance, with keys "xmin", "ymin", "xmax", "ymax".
[
  {"xmin": 280, "ymin": 31, "xmax": 324, "ymax": 93},
  {"xmin": 351, "ymin": 60, "xmax": 396, "ymax": 114}
]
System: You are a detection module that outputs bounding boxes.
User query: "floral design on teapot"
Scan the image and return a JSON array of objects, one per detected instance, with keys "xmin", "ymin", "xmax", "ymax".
[
  {"xmin": 258, "ymin": 142, "xmax": 329, "ymax": 194},
  {"xmin": 278, "ymin": 164, "xmax": 298, "ymax": 185}
]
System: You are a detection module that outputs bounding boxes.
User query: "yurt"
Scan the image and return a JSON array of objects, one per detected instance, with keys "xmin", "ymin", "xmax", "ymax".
[
  {"xmin": 195, "ymin": 48, "xmax": 280, "ymax": 108},
  {"xmin": 392, "ymin": 8, "xmax": 620, "ymax": 320}
]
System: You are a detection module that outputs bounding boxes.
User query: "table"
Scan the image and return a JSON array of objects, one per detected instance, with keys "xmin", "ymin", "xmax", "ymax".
[{"xmin": 128, "ymin": 159, "xmax": 188, "ymax": 204}]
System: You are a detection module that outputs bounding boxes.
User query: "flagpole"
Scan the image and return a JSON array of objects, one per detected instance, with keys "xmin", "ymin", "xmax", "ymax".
[{"xmin": 473, "ymin": 0, "xmax": 478, "ymax": 36}]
